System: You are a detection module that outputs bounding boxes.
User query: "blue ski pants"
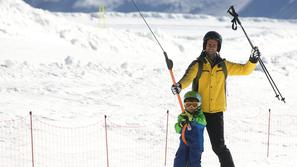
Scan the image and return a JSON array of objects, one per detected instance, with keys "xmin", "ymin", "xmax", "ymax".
[{"xmin": 173, "ymin": 123, "xmax": 205, "ymax": 167}]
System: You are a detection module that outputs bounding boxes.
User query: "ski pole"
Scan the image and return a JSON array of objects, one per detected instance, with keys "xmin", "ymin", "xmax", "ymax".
[
  {"xmin": 227, "ymin": 6, "xmax": 286, "ymax": 103},
  {"xmin": 227, "ymin": 6, "xmax": 279, "ymax": 98},
  {"xmin": 131, "ymin": 0, "xmax": 184, "ymax": 112},
  {"xmin": 258, "ymin": 58, "xmax": 281, "ymax": 100},
  {"xmin": 131, "ymin": 0, "xmax": 189, "ymax": 145}
]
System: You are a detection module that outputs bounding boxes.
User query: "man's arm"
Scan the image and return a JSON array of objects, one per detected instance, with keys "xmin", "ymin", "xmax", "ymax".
[
  {"xmin": 226, "ymin": 60, "xmax": 257, "ymax": 76},
  {"xmin": 178, "ymin": 60, "xmax": 199, "ymax": 89},
  {"xmin": 226, "ymin": 47, "xmax": 260, "ymax": 76}
]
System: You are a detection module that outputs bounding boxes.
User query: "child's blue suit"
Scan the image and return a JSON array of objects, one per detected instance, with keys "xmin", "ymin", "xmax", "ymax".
[{"xmin": 173, "ymin": 122, "xmax": 205, "ymax": 167}]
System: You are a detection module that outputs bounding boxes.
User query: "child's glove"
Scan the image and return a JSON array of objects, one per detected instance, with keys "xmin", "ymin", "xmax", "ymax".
[
  {"xmin": 175, "ymin": 113, "xmax": 193, "ymax": 133},
  {"xmin": 178, "ymin": 113, "xmax": 188, "ymax": 126},
  {"xmin": 179, "ymin": 112, "xmax": 193, "ymax": 123}
]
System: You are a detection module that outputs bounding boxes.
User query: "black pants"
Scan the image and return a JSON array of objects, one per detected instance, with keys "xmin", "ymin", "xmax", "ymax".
[{"xmin": 204, "ymin": 112, "xmax": 235, "ymax": 167}]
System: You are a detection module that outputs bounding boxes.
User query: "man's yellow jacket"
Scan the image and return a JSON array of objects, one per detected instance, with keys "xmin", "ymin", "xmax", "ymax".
[{"xmin": 178, "ymin": 57, "xmax": 257, "ymax": 113}]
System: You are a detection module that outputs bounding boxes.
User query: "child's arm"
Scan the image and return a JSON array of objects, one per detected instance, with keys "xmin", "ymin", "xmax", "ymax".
[{"xmin": 175, "ymin": 123, "xmax": 183, "ymax": 134}]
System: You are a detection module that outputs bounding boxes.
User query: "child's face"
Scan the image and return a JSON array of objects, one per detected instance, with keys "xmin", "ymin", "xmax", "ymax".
[{"xmin": 184, "ymin": 99, "xmax": 199, "ymax": 113}]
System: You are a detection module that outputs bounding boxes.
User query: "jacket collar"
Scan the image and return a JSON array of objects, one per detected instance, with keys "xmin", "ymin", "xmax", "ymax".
[{"xmin": 204, "ymin": 54, "xmax": 224, "ymax": 68}]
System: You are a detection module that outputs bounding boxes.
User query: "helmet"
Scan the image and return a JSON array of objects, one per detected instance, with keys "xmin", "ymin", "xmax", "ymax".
[
  {"xmin": 184, "ymin": 91, "xmax": 202, "ymax": 103},
  {"xmin": 203, "ymin": 31, "xmax": 222, "ymax": 52}
]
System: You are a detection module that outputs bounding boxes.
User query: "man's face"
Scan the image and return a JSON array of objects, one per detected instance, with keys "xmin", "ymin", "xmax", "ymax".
[{"xmin": 205, "ymin": 39, "xmax": 218, "ymax": 55}]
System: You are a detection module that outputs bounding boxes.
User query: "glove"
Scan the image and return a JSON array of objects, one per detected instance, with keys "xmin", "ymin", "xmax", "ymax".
[
  {"xmin": 249, "ymin": 46, "xmax": 261, "ymax": 63},
  {"xmin": 175, "ymin": 113, "xmax": 188, "ymax": 133},
  {"xmin": 171, "ymin": 82, "xmax": 182, "ymax": 95},
  {"xmin": 178, "ymin": 112, "xmax": 193, "ymax": 125},
  {"xmin": 177, "ymin": 113, "xmax": 188, "ymax": 126},
  {"xmin": 175, "ymin": 113, "xmax": 194, "ymax": 133}
]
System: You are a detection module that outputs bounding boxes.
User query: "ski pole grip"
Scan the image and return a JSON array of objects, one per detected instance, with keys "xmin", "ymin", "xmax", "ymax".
[
  {"xmin": 164, "ymin": 52, "xmax": 173, "ymax": 70},
  {"xmin": 227, "ymin": 6, "xmax": 234, "ymax": 16},
  {"xmin": 227, "ymin": 6, "xmax": 241, "ymax": 30},
  {"xmin": 227, "ymin": 6, "xmax": 239, "ymax": 21}
]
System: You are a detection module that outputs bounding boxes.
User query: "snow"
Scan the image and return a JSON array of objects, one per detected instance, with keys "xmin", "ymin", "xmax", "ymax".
[{"xmin": 1, "ymin": 0, "xmax": 297, "ymax": 166}]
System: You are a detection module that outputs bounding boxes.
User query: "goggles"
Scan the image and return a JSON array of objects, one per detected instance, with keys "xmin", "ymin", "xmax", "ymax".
[{"xmin": 184, "ymin": 101, "xmax": 200, "ymax": 108}]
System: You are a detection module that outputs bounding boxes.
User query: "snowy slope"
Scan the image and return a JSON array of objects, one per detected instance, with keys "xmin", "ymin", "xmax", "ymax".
[{"xmin": 1, "ymin": 0, "xmax": 297, "ymax": 166}]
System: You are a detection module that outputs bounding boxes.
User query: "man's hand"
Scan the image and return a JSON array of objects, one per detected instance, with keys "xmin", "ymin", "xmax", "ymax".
[
  {"xmin": 250, "ymin": 46, "xmax": 261, "ymax": 63},
  {"xmin": 171, "ymin": 82, "xmax": 182, "ymax": 95}
]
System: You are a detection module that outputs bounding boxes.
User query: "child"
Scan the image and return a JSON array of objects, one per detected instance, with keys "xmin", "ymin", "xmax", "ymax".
[{"xmin": 173, "ymin": 91, "xmax": 207, "ymax": 167}]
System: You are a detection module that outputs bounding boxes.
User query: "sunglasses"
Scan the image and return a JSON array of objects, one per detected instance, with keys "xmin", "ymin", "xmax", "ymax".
[{"xmin": 184, "ymin": 101, "xmax": 200, "ymax": 108}]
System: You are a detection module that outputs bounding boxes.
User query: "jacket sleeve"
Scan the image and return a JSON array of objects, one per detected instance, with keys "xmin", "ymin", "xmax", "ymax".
[
  {"xmin": 226, "ymin": 60, "xmax": 257, "ymax": 76},
  {"xmin": 178, "ymin": 60, "xmax": 199, "ymax": 90},
  {"xmin": 175, "ymin": 123, "xmax": 182, "ymax": 134}
]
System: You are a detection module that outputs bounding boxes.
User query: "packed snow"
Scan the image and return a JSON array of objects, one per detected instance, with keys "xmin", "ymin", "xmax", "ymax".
[{"xmin": 1, "ymin": 0, "xmax": 297, "ymax": 167}]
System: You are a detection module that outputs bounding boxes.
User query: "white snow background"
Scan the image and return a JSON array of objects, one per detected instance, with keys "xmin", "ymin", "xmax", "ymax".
[{"xmin": 1, "ymin": 0, "xmax": 297, "ymax": 167}]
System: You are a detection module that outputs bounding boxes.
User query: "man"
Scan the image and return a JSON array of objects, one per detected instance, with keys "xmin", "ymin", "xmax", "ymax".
[{"xmin": 171, "ymin": 31, "xmax": 260, "ymax": 167}]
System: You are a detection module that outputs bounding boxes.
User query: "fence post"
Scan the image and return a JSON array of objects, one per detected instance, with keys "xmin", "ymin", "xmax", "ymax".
[
  {"xmin": 98, "ymin": 4, "xmax": 106, "ymax": 28},
  {"xmin": 104, "ymin": 115, "xmax": 109, "ymax": 167},
  {"xmin": 164, "ymin": 110, "xmax": 169, "ymax": 166},
  {"xmin": 29, "ymin": 111, "xmax": 35, "ymax": 167},
  {"xmin": 267, "ymin": 109, "xmax": 271, "ymax": 158}
]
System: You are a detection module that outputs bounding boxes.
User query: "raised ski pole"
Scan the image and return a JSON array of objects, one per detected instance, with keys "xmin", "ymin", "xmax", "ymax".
[
  {"xmin": 227, "ymin": 6, "xmax": 286, "ymax": 103},
  {"xmin": 131, "ymin": 0, "xmax": 189, "ymax": 145}
]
